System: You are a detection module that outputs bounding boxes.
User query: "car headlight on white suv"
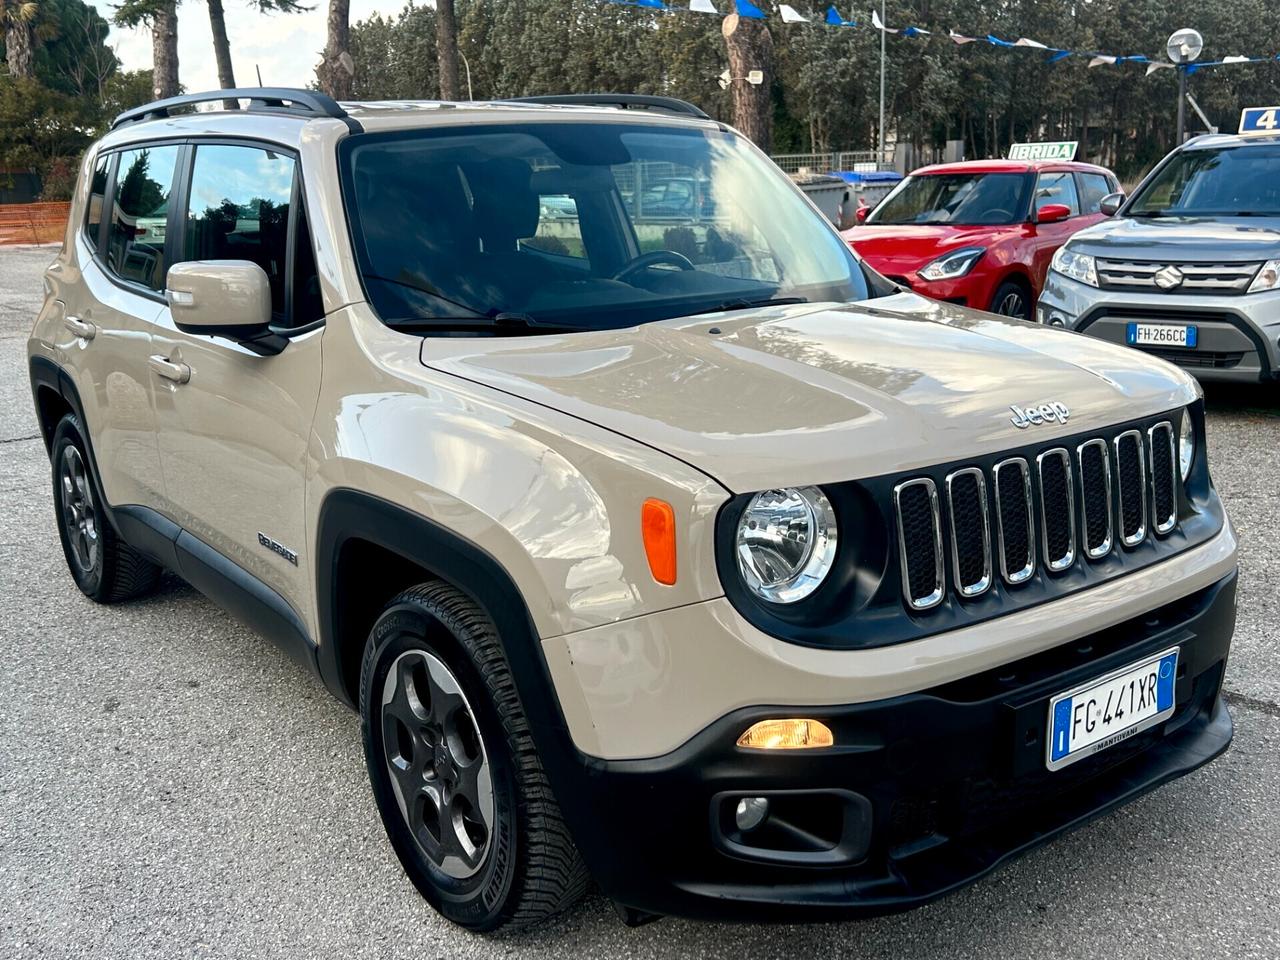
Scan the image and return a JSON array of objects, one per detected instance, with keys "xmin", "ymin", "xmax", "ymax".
[
  {"xmin": 1247, "ymin": 259, "xmax": 1280, "ymax": 294},
  {"xmin": 918, "ymin": 247, "xmax": 985, "ymax": 282},
  {"xmin": 735, "ymin": 487, "xmax": 838, "ymax": 604},
  {"xmin": 1179, "ymin": 409, "xmax": 1195, "ymax": 481},
  {"xmin": 1050, "ymin": 245, "xmax": 1099, "ymax": 287}
]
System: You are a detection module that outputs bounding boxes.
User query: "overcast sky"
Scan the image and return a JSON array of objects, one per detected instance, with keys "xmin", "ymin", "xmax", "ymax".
[{"xmin": 90, "ymin": 0, "xmax": 403, "ymax": 92}]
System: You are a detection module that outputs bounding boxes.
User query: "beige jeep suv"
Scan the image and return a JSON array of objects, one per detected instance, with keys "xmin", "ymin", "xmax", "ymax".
[{"xmin": 28, "ymin": 88, "xmax": 1238, "ymax": 931}]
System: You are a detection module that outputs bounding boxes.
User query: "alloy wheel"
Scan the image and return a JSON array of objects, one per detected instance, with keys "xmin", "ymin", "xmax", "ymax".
[
  {"xmin": 995, "ymin": 290, "xmax": 1028, "ymax": 318},
  {"xmin": 380, "ymin": 648, "xmax": 495, "ymax": 880},
  {"xmin": 59, "ymin": 445, "xmax": 100, "ymax": 574}
]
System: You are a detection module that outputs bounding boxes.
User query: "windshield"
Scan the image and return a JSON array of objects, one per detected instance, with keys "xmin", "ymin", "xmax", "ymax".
[
  {"xmin": 1129, "ymin": 143, "xmax": 1280, "ymax": 216},
  {"xmin": 867, "ymin": 172, "xmax": 1031, "ymax": 226},
  {"xmin": 339, "ymin": 123, "xmax": 868, "ymax": 333}
]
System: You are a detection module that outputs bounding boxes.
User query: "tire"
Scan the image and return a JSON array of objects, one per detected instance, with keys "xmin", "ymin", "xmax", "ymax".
[
  {"xmin": 360, "ymin": 582, "xmax": 589, "ymax": 931},
  {"xmin": 50, "ymin": 414, "xmax": 161, "ymax": 603},
  {"xmin": 990, "ymin": 279, "xmax": 1032, "ymax": 320}
]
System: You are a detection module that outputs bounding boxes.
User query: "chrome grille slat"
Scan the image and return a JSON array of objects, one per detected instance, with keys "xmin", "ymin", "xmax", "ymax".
[
  {"xmin": 894, "ymin": 478, "xmax": 944, "ymax": 611},
  {"xmin": 945, "ymin": 468, "xmax": 992, "ymax": 598},
  {"xmin": 1114, "ymin": 430, "xmax": 1148, "ymax": 547},
  {"xmin": 1036, "ymin": 448, "xmax": 1076, "ymax": 572},
  {"xmin": 1076, "ymin": 438, "xmax": 1114, "ymax": 560},
  {"xmin": 1148, "ymin": 422, "xmax": 1177, "ymax": 535},
  {"xmin": 992, "ymin": 457, "xmax": 1035, "ymax": 585}
]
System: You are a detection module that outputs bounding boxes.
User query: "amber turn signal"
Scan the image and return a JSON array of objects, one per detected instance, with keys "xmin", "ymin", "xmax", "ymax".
[
  {"xmin": 641, "ymin": 498, "xmax": 677, "ymax": 585},
  {"xmin": 736, "ymin": 718, "xmax": 835, "ymax": 750}
]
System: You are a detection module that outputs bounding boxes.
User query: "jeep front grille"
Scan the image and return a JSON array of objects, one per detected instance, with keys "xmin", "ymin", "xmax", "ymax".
[
  {"xmin": 893, "ymin": 420, "xmax": 1179, "ymax": 611},
  {"xmin": 893, "ymin": 478, "xmax": 944, "ymax": 611},
  {"xmin": 1096, "ymin": 259, "xmax": 1261, "ymax": 294}
]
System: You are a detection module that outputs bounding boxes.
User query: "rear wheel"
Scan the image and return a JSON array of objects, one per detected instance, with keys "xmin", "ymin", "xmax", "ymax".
[
  {"xmin": 50, "ymin": 414, "xmax": 161, "ymax": 603},
  {"xmin": 990, "ymin": 279, "xmax": 1032, "ymax": 320},
  {"xmin": 360, "ymin": 582, "xmax": 589, "ymax": 931}
]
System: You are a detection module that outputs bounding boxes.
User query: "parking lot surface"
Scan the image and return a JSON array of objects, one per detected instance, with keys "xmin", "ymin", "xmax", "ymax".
[{"xmin": 2, "ymin": 245, "xmax": 1278, "ymax": 959}]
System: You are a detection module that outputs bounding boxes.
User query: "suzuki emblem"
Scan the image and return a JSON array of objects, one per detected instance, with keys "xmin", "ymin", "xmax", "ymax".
[{"xmin": 1153, "ymin": 265, "xmax": 1185, "ymax": 291}]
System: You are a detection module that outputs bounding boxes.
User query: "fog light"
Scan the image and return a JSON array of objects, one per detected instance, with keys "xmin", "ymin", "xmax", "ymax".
[
  {"xmin": 734, "ymin": 796, "xmax": 770, "ymax": 832},
  {"xmin": 736, "ymin": 718, "xmax": 834, "ymax": 750}
]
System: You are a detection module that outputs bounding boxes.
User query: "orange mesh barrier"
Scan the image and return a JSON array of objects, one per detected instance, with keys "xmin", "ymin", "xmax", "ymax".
[{"xmin": 0, "ymin": 202, "xmax": 70, "ymax": 245}]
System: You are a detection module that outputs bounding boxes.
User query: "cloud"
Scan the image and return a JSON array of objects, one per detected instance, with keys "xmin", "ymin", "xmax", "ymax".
[{"xmin": 91, "ymin": 0, "xmax": 408, "ymax": 92}]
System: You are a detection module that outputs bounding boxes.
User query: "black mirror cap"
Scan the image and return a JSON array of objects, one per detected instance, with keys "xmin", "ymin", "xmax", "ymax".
[{"xmin": 1100, "ymin": 192, "xmax": 1126, "ymax": 217}]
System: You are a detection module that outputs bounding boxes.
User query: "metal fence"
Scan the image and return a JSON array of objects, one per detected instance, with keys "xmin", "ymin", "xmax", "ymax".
[{"xmin": 769, "ymin": 151, "xmax": 893, "ymax": 174}]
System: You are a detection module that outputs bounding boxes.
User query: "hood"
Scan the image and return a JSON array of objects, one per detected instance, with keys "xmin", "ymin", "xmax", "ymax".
[
  {"xmin": 420, "ymin": 295, "xmax": 1198, "ymax": 493},
  {"xmin": 1066, "ymin": 215, "xmax": 1280, "ymax": 262},
  {"xmin": 842, "ymin": 223, "xmax": 1021, "ymax": 274}
]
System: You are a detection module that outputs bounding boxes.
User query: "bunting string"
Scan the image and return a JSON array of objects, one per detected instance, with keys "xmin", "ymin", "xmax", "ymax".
[{"xmin": 605, "ymin": 0, "xmax": 1280, "ymax": 74}]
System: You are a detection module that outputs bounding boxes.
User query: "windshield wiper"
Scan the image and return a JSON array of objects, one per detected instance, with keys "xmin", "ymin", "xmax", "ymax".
[
  {"xmin": 389, "ymin": 313, "xmax": 583, "ymax": 336},
  {"xmin": 1128, "ymin": 209, "xmax": 1172, "ymax": 218},
  {"xmin": 686, "ymin": 296, "xmax": 809, "ymax": 317}
]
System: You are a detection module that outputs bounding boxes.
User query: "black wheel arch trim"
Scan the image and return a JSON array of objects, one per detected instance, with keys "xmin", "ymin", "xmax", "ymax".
[{"xmin": 313, "ymin": 488, "xmax": 612, "ymax": 871}]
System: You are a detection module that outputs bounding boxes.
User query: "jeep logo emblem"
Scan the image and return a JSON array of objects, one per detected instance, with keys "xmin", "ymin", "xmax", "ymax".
[
  {"xmin": 1153, "ymin": 265, "xmax": 1185, "ymax": 291},
  {"xmin": 1010, "ymin": 402, "xmax": 1070, "ymax": 429}
]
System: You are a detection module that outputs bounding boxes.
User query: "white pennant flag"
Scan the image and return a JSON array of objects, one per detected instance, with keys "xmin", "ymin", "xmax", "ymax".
[
  {"xmin": 1088, "ymin": 55, "xmax": 1117, "ymax": 68},
  {"xmin": 948, "ymin": 29, "xmax": 977, "ymax": 44},
  {"xmin": 779, "ymin": 3, "xmax": 808, "ymax": 21},
  {"xmin": 1222, "ymin": 55, "xmax": 1250, "ymax": 63},
  {"xmin": 1015, "ymin": 37, "xmax": 1048, "ymax": 49},
  {"xmin": 1145, "ymin": 62, "xmax": 1175, "ymax": 75},
  {"xmin": 871, "ymin": 8, "xmax": 898, "ymax": 33},
  {"xmin": 688, "ymin": 0, "xmax": 718, "ymax": 11}
]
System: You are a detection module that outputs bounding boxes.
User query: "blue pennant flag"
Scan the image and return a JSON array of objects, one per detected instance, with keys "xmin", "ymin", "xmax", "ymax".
[
  {"xmin": 825, "ymin": 5, "xmax": 854, "ymax": 26},
  {"xmin": 1046, "ymin": 49, "xmax": 1072, "ymax": 63},
  {"xmin": 735, "ymin": 0, "xmax": 767, "ymax": 18},
  {"xmin": 902, "ymin": 25, "xmax": 928, "ymax": 38},
  {"xmin": 986, "ymin": 34, "xmax": 1015, "ymax": 47},
  {"xmin": 634, "ymin": 0, "xmax": 667, "ymax": 7}
]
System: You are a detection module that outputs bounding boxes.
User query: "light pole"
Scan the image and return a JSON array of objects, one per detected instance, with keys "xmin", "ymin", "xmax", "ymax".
[
  {"xmin": 878, "ymin": 0, "xmax": 886, "ymax": 165},
  {"xmin": 1166, "ymin": 28, "xmax": 1203, "ymax": 144},
  {"xmin": 459, "ymin": 49, "xmax": 474, "ymax": 101}
]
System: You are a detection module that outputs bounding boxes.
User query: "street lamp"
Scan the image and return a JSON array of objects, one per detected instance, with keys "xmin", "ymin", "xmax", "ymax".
[{"xmin": 1166, "ymin": 28, "xmax": 1204, "ymax": 144}]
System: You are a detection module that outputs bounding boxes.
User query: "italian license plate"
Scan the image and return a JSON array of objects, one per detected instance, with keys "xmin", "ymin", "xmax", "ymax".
[
  {"xmin": 1127, "ymin": 322, "xmax": 1198, "ymax": 348},
  {"xmin": 1046, "ymin": 648, "xmax": 1178, "ymax": 771}
]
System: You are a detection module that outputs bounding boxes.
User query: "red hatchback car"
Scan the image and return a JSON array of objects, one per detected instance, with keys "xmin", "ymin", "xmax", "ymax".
[{"xmin": 842, "ymin": 159, "xmax": 1119, "ymax": 319}]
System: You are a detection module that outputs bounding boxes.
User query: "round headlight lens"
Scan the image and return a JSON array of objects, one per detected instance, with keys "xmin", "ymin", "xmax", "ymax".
[
  {"xmin": 735, "ymin": 487, "xmax": 838, "ymax": 604},
  {"xmin": 1179, "ymin": 410, "xmax": 1195, "ymax": 481}
]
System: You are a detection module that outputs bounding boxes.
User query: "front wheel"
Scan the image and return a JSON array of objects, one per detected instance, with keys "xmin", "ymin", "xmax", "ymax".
[
  {"xmin": 360, "ymin": 582, "xmax": 589, "ymax": 931},
  {"xmin": 989, "ymin": 279, "xmax": 1032, "ymax": 320}
]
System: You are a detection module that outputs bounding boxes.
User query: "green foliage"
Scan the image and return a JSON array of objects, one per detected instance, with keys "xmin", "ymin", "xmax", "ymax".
[
  {"xmin": 350, "ymin": 0, "xmax": 1280, "ymax": 178},
  {"xmin": 0, "ymin": 75, "xmax": 96, "ymax": 198}
]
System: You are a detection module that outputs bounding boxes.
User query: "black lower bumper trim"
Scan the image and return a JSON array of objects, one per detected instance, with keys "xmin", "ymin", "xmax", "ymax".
[{"xmin": 550, "ymin": 571, "xmax": 1237, "ymax": 922}]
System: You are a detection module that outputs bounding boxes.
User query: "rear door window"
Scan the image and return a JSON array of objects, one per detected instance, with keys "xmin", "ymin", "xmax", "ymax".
[
  {"xmin": 1077, "ymin": 172, "xmax": 1114, "ymax": 214},
  {"xmin": 105, "ymin": 145, "xmax": 182, "ymax": 291}
]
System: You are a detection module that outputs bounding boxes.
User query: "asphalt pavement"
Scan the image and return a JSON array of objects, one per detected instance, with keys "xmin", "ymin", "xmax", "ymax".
[{"xmin": 2, "ymin": 244, "xmax": 1278, "ymax": 959}]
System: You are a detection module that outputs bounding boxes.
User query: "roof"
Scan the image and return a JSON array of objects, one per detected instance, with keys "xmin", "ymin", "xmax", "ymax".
[
  {"xmin": 1180, "ymin": 131, "xmax": 1280, "ymax": 151},
  {"xmin": 909, "ymin": 158, "xmax": 1113, "ymax": 176}
]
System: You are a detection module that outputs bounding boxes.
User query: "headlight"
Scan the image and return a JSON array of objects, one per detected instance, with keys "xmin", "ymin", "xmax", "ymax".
[
  {"xmin": 1050, "ymin": 246, "xmax": 1098, "ymax": 287},
  {"xmin": 735, "ymin": 486, "xmax": 838, "ymax": 604},
  {"xmin": 1179, "ymin": 409, "xmax": 1195, "ymax": 481},
  {"xmin": 918, "ymin": 246, "xmax": 985, "ymax": 282},
  {"xmin": 1247, "ymin": 259, "xmax": 1280, "ymax": 294}
]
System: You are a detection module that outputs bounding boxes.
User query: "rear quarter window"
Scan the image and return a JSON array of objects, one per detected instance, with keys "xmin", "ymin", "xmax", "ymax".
[{"xmin": 84, "ymin": 155, "xmax": 110, "ymax": 250}]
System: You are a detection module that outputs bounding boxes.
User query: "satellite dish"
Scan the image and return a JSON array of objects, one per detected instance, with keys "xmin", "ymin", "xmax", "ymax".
[{"xmin": 1166, "ymin": 28, "xmax": 1204, "ymax": 64}]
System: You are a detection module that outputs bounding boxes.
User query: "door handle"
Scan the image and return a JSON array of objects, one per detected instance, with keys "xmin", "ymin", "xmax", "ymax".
[
  {"xmin": 148, "ymin": 354, "xmax": 191, "ymax": 384},
  {"xmin": 64, "ymin": 316, "xmax": 96, "ymax": 340}
]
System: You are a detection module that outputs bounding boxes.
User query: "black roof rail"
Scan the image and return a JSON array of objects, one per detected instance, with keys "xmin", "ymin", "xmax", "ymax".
[
  {"xmin": 505, "ymin": 94, "xmax": 711, "ymax": 120},
  {"xmin": 111, "ymin": 87, "xmax": 361, "ymax": 133}
]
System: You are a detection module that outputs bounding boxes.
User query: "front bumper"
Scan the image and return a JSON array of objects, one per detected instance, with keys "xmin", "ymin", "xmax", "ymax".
[
  {"xmin": 551, "ymin": 570, "xmax": 1236, "ymax": 922},
  {"xmin": 1038, "ymin": 272, "xmax": 1280, "ymax": 382}
]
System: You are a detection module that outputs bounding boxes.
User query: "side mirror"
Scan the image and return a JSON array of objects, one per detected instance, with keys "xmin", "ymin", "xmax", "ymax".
[
  {"xmin": 1099, "ymin": 191, "xmax": 1126, "ymax": 217},
  {"xmin": 166, "ymin": 260, "xmax": 285, "ymax": 356},
  {"xmin": 1036, "ymin": 203, "xmax": 1072, "ymax": 224}
]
